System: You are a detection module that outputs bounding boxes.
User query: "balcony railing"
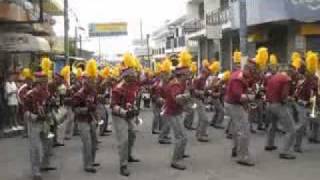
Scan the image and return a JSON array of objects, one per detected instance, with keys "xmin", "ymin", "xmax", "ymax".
[
  {"xmin": 182, "ymin": 19, "xmax": 205, "ymax": 33},
  {"xmin": 206, "ymin": 7, "xmax": 230, "ymax": 26}
]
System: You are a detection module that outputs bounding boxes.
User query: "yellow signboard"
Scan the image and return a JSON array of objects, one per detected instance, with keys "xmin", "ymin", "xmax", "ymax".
[{"xmin": 89, "ymin": 22, "xmax": 128, "ymax": 37}]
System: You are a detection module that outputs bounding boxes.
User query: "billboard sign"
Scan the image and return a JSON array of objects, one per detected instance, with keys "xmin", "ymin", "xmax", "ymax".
[{"xmin": 89, "ymin": 22, "xmax": 128, "ymax": 37}]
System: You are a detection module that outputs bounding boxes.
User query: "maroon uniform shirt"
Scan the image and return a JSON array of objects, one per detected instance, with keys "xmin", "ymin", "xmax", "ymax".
[
  {"xmin": 24, "ymin": 85, "xmax": 50, "ymax": 115},
  {"xmin": 72, "ymin": 87, "xmax": 97, "ymax": 122},
  {"xmin": 296, "ymin": 75, "xmax": 318, "ymax": 102},
  {"xmin": 224, "ymin": 70, "xmax": 248, "ymax": 104},
  {"xmin": 162, "ymin": 79, "xmax": 186, "ymax": 116},
  {"xmin": 266, "ymin": 73, "xmax": 291, "ymax": 103},
  {"xmin": 192, "ymin": 75, "xmax": 207, "ymax": 91},
  {"xmin": 111, "ymin": 81, "xmax": 140, "ymax": 110},
  {"xmin": 17, "ymin": 83, "xmax": 32, "ymax": 113}
]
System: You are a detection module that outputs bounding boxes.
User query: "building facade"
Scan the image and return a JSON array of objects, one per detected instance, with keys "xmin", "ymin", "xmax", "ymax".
[{"xmin": 204, "ymin": 0, "xmax": 320, "ymax": 69}]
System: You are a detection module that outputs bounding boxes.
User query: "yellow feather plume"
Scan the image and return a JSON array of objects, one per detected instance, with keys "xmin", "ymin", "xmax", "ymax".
[
  {"xmin": 233, "ymin": 51, "xmax": 242, "ymax": 64},
  {"xmin": 161, "ymin": 58, "xmax": 172, "ymax": 73},
  {"xmin": 306, "ymin": 51, "xmax": 318, "ymax": 74},
  {"xmin": 76, "ymin": 68, "xmax": 83, "ymax": 79},
  {"xmin": 269, "ymin": 54, "xmax": 278, "ymax": 65},
  {"xmin": 155, "ymin": 62, "xmax": 162, "ymax": 74},
  {"xmin": 190, "ymin": 62, "xmax": 197, "ymax": 74},
  {"xmin": 123, "ymin": 52, "xmax": 136, "ymax": 69},
  {"xmin": 255, "ymin": 47, "xmax": 269, "ymax": 70},
  {"xmin": 40, "ymin": 57, "xmax": 52, "ymax": 76},
  {"xmin": 209, "ymin": 61, "xmax": 221, "ymax": 74},
  {"xmin": 21, "ymin": 68, "xmax": 33, "ymax": 79},
  {"xmin": 223, "ymin": 70, "xmax": 231, "ymax": 82},
  {"xmin": 60, "ymin": 65, "xmax": 71, "ymax": 82},
  {"xmin": 291, "ymin": 52, "xmax": 302, "ymax": 70},
  {"xmin": 85, "ymin": 59, "xmax": 98, "ymax": 78},
  {"xmin": 202, "ymin": 59, "xmax": 210, "ymax": 68},
  {"xmin": 178, "ymin": 50, "xmax": 192, "ymax": 68},
  {"xmin": 110, "ymin": 66, "xmax": 120, "ymax": 78},
  {"xmin": 100, "ymin": 66, "xmax": 110, "ymax": 79}
]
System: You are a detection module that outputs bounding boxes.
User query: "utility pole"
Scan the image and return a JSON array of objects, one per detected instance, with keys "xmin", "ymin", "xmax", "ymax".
[
  {"xmin": 64, "ymin": 0, "xmax": 69, "ymax": 64},
  {"xmin": 239, "ymin": 0, "xmax": 248, "ymax": 68},
  {"xmin": 146, "ymin": 34, "xmax": 151, "ymax": 68}
]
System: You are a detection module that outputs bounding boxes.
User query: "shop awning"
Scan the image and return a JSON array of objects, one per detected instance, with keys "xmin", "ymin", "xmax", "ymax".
[
  {"xmin": 0, "ymin": 33, "xmax": 51, "ymax": 53},
  {"xmin": 43, "ymin": 0, "xmax": 64, "ymax": 16}
]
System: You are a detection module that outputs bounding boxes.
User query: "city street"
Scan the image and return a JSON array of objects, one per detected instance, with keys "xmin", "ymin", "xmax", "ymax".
[{"xmin": 1, "ymin": 109, "xmax": 320, "ymax": 180}]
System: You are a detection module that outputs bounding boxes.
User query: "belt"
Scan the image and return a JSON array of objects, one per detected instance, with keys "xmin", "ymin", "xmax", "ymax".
[{"xmin": 297, "ymin": 100, "xmax": 308, "ymax": 107}]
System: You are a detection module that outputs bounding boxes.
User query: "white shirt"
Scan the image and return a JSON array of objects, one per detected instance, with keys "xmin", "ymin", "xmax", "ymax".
[{"xmin": 5, "ymin": 81, "xmax": 18, "ymax": 106}]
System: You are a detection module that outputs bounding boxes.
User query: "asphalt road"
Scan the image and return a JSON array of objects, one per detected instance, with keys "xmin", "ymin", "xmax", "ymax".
[{"xmin": 1, "ymin": 109, "xmax": 320, "ymax": 180}]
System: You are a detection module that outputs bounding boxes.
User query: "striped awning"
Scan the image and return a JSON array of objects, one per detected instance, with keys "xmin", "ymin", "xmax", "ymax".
[{"xmin": 43, "ymin": 0, "xmax": 64, "ymax": 16}]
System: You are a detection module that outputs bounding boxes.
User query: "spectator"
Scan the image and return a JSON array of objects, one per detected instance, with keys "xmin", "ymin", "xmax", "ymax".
[{"xmin": 4, "ymin": 73, "xmax": 22, "ymax": 132}]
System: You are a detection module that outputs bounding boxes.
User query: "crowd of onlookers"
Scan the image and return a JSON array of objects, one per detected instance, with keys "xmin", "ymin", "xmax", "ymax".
[{"xmin": 0, "ymin": 73, "xmax": 25, "ymax": 136}]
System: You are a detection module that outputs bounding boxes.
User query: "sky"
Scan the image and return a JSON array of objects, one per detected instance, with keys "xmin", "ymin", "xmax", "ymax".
[{"xmin": 54, "ymin": 0, "xmax": 187, "ymax": 57}]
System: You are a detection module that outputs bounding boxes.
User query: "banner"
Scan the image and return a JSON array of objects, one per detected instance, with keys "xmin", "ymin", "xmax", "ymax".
[
  {"xmin": 286, "ymin": 0, "xmax": 320, "ymax": 22},
  {"xmin": 89, "ymin": 22, "xmax": 128, "ymax": 37}
]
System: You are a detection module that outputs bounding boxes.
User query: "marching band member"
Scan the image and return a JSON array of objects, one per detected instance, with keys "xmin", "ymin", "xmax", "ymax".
[
  {"xmin": 208, "ymin": 63, "xmax": 225, "ymax": 130},
  {"xmin": 224, "ymin": 59, "xmax": 258, "ymax": 167},
  {"xmin": 156, "ymin": 58, "xmax": 173, "ymax": 144},
  {"xmin": 18, "ymin": 68, "xmax": 34, "ymax": 137},
  {"xmin": 72, "ymin": 59, "xmax": 99, "ymax": 173},
  {"xmin": 111, "ymin": 53, "xmax": 141, "ymax": 176},
  {"xmin": 192, "ymin": 60, "xmax": 219, "ymax": 142},
  {"xmin": 151, "ymin": 63, "xmax": 164, "ymax": 135},
  {"xmin": 293, "ymin": 51, "xmax": 318, "ymax": 152},
  {"xmin": 164, "ymin": 50, "xmax": 193, "ymax": 170},
  {"xmin": 96, "ymin": 66, "xmax": 110, "ymax": 137},
  {"xmin": 64, "ymin": 68, "xmax": 83, "ymax": 139},
  {"xmin": 24, "ymin": 60, "xmax": 57, "ymax": 180},
  {"xmin": 265, "ymin": 66, "xmax": 297, "ymax": 160}
]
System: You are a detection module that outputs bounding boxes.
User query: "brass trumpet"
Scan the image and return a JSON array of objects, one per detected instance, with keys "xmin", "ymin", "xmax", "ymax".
[{"xmin": 309, "ymin": 96, "xmax": 317, "ymax": 119}]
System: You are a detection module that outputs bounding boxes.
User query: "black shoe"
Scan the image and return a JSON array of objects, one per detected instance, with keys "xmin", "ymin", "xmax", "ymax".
[
  {"xmin": 212, "ymin": 125, "xmax": 224, "ymax": 129},
  {"xmin": 120, "ymin": 166, "xmax": 130, "ymax": 176},
  {"xmin": 183, "ymin": 154, "xmax": 190, "ymax": 159},
  {"xmin": 171, "ymin": 163, "xmax": 186, "ymax": 170},
  {"xmin": 232, "ymin": 148, "xmax": 237, "ymax": 158},
  {"xmin": 159, "ymin": 140, "xmax": 172, "ymax": 144},
  {"xmin": 40, "ymin": 167, "xmax": 57, "ymax": 172},
  {"xmin": 237, "ymin": 160, "xmax": 255, "ymax": 167},
  {"xmin": 97, "ymin": 141, "xmax": 102, "ymax": 144},
  {"xmin": 185, "ymin": 127, "xmax": 196, "ymax": 130},
  {"xmin": 265, "ymin": 146, "xmax": 278, "ymax": 151},
  {"xmin": 92, "ymin": 163, "xmax": 100, "ymax": 167},
  {"xmin": 309, "ymin": 138, "xmax": 320, "ymax": 144},
  {"xmin": 257, "ymin": 126, "xmax": 266, "ymax": 131},
  {"xmin": 33, "ymin": 175, "xmax": 42, "ymax": 180},
  {"xmin": 53, "ymin": 143, "xmax": 64, "ymax": 147},
  {"xmin": 85, "ymin": 167, "xmax": 97, "ymax": 173},
  {"xmin": 294, "ymin": 147, "xmax": 303, "ymax": 153},
  {"xmin": 104, "ymin": 129, "xmax": 112, "ymax": 133},
  {"xmin": 64, "ymin": 137, "xmax": 71, "ymax": 141},
  {"xmin": 128, "ymin": 156, "xmax": 140, "ymax": 163},
  {"xmin": 197, "ymin": 136, "xmax": 210, "ymax": 142},
  {"xmin": 100, "ymin": 133, "xmax": 108, "ymax": 136},
  {"xmin": 250, "ymin": 129, "xmax": 257, "ymax": 134},
  {"xmin": 226, "ymin": 134, "xmax": 233, "ymax": 139},
  {"xmin": 152, "ymin": 131, "xmax": 160, "ymax": 135},
  {"xmin": 279, "ymin": 154, "xmax": 296, "ymax": 160}
]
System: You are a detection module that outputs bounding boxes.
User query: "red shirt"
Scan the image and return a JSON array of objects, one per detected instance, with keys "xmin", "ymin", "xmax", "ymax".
[
  {"xmin": 296, "ymin": 75, "xmax": 318, "ymax": 102},
  {"xmin": 72, "ymin": 87, "xmax": 97, "ymax": 122},
  {"xmin": 163, "ymin": 79, "xmax": 185, "ymax": 116},
  {"xmin": 24, "ymin": 85, "xmax": 50, "ymax": 115},
  {"xmin": 224, "ymin": 70, "xmax": 247, "ymax": 104},
  {"xmin": 151, "ymin": 79, "xmax": 161, "ymax": 101},
  {"xmin": 111, "ymin": 81, "xmax": 140, "ymax": 109},
  {"xmin": 192, "ymin": 75, "xmax": 207, "ymax": 90},
  {"xmin": 17, "ymin": 83, "xmax": 32, "ymax": 113},
  {"xmin": 266, "ymin": 73, "xmax": 290, "ymax": 103}
]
